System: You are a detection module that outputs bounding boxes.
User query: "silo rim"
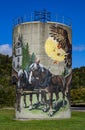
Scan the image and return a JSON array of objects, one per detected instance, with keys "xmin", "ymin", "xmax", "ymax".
[{"xmin": 13, "ymin": 21, "xmax": 72, "ymax": 29}]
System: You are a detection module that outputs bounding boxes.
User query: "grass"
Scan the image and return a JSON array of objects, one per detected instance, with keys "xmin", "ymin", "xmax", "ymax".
[{"xmin": 0, "ymin": 109, "xmax": 85, "ymax": 130}]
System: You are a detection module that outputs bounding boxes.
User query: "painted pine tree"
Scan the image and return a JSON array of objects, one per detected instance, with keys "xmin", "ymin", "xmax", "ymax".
[
  {"xmin": 30, "ymin": 52, "xmax": 36, "ymax": 64},
  {"xmin": 22, "ymin": 43, "xmax": 30, "ymax": 71}
]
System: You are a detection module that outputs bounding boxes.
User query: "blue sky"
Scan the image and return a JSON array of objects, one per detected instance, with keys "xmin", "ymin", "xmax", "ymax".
[{"xmin": 0, "ymin": 0, "xmax": 85, "ymax": 68}]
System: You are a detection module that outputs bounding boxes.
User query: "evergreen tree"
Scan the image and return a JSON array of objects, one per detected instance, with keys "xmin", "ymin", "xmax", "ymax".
[
  {"xmin": 30, "ymin": 52, "xmax": 36, "ymax": 64},
  {"xmin": 22, "ymin": 43, "xmax": 31, "ymax": 71}
]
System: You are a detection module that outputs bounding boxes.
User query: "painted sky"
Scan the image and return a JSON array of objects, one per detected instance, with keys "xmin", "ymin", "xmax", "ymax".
[{"xmin": 0, "ymin": 0, "xmax": 85, "ymax": 68}]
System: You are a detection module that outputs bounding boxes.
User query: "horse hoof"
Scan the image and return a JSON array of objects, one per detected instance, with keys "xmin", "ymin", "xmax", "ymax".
[
  {"xmin": 49, "ymin": 113, "xmax": 53, "ymax": 117},
  {"xmin": 43, "ymin": 108, "xmax": 47, "ymax": 112},
  {"xmin": 24, "ymin": 104, "xmax": 27, "ymax": 108},
  {"xmin": 17, "ymin": 108, "xmax": 21, "ymax": 112},
  {"xmin": 41, "ymin": 102, "xmax": 44, "ymax": 105},
  {"xmin": 36, "ymin": 102, "xmax": 40, "ymax": 105},
  {"xmin": 48, "ymin": 110, "xmax": 53, "ymax": 116},
  {"xmin": 28, "ymin": 105, "xmax": 33, "ymax": 110}
]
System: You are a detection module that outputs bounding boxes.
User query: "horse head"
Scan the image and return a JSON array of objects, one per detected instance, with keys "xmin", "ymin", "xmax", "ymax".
[
  {"xmin": 38, "ymin": 67, "xmax": 52, "ymax": 87},
  {"xmin": 32, "ymin": 68, "xmax": 41, "ymax": 79}
]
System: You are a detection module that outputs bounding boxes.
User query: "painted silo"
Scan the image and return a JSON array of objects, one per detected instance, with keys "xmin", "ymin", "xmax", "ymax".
[{"xmin": 12, "ymin": 10, "xmax": 72, "ymax": 119}]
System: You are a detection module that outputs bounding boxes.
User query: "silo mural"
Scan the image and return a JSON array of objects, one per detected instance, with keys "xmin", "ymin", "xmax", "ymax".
[{"xmin": 12, "ymin": 10, "xmax": 72, "ymax": 119}]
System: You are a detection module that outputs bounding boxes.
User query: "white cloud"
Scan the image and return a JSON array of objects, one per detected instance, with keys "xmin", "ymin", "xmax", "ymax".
[
  {"xmin": 73, "ymin": 45, "xmax": 85, "ymax": 51},
  {"xmin": 0, "ymin": 44, "xmax": 12, "ymax": 56}
]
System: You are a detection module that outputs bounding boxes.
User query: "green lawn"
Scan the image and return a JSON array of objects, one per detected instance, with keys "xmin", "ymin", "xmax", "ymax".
[{"xmin": 0, "ymin": 109, "xmax": 85, "ymax": 130}]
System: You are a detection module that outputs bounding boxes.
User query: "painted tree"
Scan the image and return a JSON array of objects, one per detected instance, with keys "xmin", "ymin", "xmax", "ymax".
[
  {"xmin": 30, "ymin": 52, "xmax": 36, "ymax": 64},
  {"xmin": 25, "ymin": 43, "xmax": 31, "ymax": 71},
  {"xmin": 22, "ymin": 43, "xmax": 30, "ymax": 71}
]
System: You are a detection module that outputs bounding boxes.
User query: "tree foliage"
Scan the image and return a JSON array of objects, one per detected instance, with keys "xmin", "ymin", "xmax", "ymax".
[
  {"xmin": 71, "ymin": 88, "xmax": 85, "ymax": 104},
  {"xmin": 22, "ymin": 43, "xmax": 36, "ymax": 71},
  {"xmin": 72, "ymin": 66, "xmax": 85, "ymax": 89},
  {"xmin": 0, "ymin": 54, "xmax": 16, "ymax": 107}
]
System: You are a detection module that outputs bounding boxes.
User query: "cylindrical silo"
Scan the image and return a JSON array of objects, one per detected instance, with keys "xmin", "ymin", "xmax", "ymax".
[{"xmin": 12, "ymin": 11, "xmax": 72, "ymax": 119}]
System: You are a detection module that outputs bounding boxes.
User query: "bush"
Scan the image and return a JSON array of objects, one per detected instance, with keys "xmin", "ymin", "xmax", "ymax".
[{"xmin": 71, "ymin": 88, "xmax": 85, "ymax": 104}]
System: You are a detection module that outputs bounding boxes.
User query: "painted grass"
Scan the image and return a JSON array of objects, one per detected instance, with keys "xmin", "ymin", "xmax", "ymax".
[{"xmin": 0, "ymin": 109, "xmax": 85, "ymax": 130}]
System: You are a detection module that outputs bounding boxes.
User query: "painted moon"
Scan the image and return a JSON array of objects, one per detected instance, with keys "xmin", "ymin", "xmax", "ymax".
[{"xmin": 45, "ymin": 37, "xmax": 66, "ymax": 62}]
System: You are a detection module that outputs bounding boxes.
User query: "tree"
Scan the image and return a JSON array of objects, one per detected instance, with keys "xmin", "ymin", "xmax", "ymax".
[
  {"xmin": 22, "ymin": 43, "xmax": 30, "ymax": 71},
  {"xmin": 30, "ymin": 52, "xmax": 36, "ymax": 64}
]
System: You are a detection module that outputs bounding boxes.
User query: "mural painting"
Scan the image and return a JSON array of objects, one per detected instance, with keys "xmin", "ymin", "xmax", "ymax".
[{"xmin": 12, "ymin": 23, "xmax": 72, "ymax": 119}]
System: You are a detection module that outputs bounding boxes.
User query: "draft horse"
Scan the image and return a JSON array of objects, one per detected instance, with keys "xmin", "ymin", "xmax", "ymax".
[
  {"xmin": 16, "ymin": 69, "xmax": 40, "ymax": 112},
  {"xmin": 38, "ymin": 69, "xmax": 72, "ymax": 116}
]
